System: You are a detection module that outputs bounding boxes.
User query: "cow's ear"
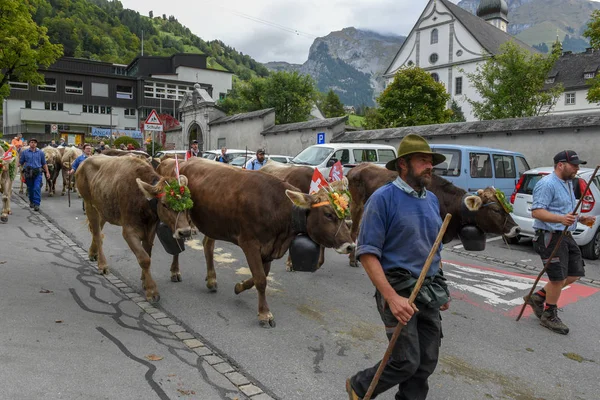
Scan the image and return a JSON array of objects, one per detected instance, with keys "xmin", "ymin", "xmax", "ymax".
[
  {"xmin": 286, "ymin": 189, "xmax": 312, "ymax": 209},
  {"xmin": 136, "ymin": 178, "xmax": 162, "ymax": 199},
  {"xmin": 477, "ymin": 189, "xmax": 484, "ymax": 196},
  {"xmin": 464, "ymin": 195, "xmax": 483, "ymax": 211}
]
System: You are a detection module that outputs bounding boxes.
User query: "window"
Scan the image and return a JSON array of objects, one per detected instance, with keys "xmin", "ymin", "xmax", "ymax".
[
  {"xmin": 470, "ymin": 153, "xmax": 492, "ymax": 178},
  {"xmin": 431, "ymin": 29, "xmax": 438, "ymax": 44},
  {"xmin": 432, "ymin": 149, "xmax": 461, "ymax": 177},
  {"xmin": 407, "ymin": 60, "xmax": 414, "ymax": 66},
  {"xmin": 493, "ymin": 155, "xmax": 516, "ymax": 178},
  {"xmin": 9, "ymin": 81, "xmax": 28, "ymax": 90},
  {"xmin": 82, "ymin": 105, "xmax": 88, "ymax": 113},
  {"xmin": 106, "ymin": 106, "xmax": 111, "ymax": 114},
  {"xmin": 516, "ymin": 156, "xmax": 530, "ymax": 177},
  {"xmin": 57, "ymin": 103, "xmax": 63, "ymax": 111},
  {"xmin": 378, "ymin": 149, "xmax": 396, "ymax": 164},
  {"xmin": 429, "ymin": 53, "xmax": 438, "ymax": 64},
  {"xmin": 51, "ymin": 102, "xmax": 57, "ymax": 110},
  {"xmin": 545, "ymin": 78, "xmax": 555, "ymax": 84},
  {"xmin": 45, "ymin": 124, "xmax": 51, "ymax": 134},
  {"xmin": 217, "ymin": 138, "xmax": 226, "ymax": 148},
  {"xmin": 584, "ymin": 72, "xmax": 595, "ymax": 79},
  {"xmin": 38, "ymin": 78, "xmax": 57, "ymax": 92},
  {"xmin": 25, "ymin": 100, "xmax": 31, "ymax": 109},
  {"xmin": 219, "ymin": 92, "xmax": 226, "ymax": 101},
  {"xmin": 91, "ymin": 82, "xmax": 109, "ymax": 97},
  {"xmin": 45, "ymin": 102, "xmax": 50, "ymax": 110},
  {"xmin": 124, "ymin": 108, "xmax": 136, "ymax": 116},
  {"xmin": 455, "ymin": 77, "xmax": 463, "ymax": 95},
  {"xmin": 65, "ymin": 80, "xmax": 83, "ymax": 95},
  {"xmin": 566, "ymin": 92, "xmax": 576, "ymax": 105},
  {"xmin": 352, "ymin": 149, "xmax": 377, "ymax": 163},
  {"xmin": 116, "ymin": 85, "xmax": 133, "ymax": 99},
  {"xmin": 456, "ymin": 50, "xmax": 463, "ymax": 57},
  {"xmin": 100, "ymin": 106, "xmax": 106, "ymax": 114},
  {"xmin": 431, "ymin": 73, "xmax": 439, "ymax": 82},
  {"xmin": 332, "ymin": 149, "xmax": 350, "ymax": 165},
  {"xmin": 93, "ymin": 105, "xmax": 99, "ymax": 113}
]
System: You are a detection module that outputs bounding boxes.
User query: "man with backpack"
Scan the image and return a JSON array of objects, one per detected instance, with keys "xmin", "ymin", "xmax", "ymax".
[{"xmin": 245, "ymin": 149, "xmax": 267, "ymax": 170}]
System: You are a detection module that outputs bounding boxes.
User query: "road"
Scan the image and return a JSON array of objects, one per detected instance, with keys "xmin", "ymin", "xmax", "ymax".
[{"xmin": 14, "ymin": 183, "xmax": 600, "ymax": 400}]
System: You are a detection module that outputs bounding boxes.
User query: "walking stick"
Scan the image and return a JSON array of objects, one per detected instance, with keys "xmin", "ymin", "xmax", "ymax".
[
  {"xmin": 516, "ymin": 165, "xmax": 600, "ymax": 321},
  {"xmin": 67, "ymin": 173, "xmax": 71, "ymax": 208},
  {"xmin": 363, "ymin": 213, "xmax": 452, "ymax": 400}
]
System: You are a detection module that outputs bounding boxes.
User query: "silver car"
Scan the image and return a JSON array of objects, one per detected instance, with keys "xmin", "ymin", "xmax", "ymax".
[{"xmin": 510, "ymin": 166, "xmax": 600, "ymax": 259}]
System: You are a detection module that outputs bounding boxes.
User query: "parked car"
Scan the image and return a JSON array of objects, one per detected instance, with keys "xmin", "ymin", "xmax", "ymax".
[
  {"xmin": 202, "ymin": 149, "xmax": 254, "ymax": 163},
  {"xmin": 291, "ymin": 143, "xmax": 397, "ymax": 177},
  {"xmin": 430, "ymin": 144, "xmax": 531, "ymax": 197},
  {"xmin": 153, "ymin": 150, "xmax": 188, "ymax": 159},
  {"xmin": 510, "ymin": 166, "xmax": 600, "ymax": 259},
  {"xmin": 230, "ymin": 154, "xmax": 293, "ymax": 168}
]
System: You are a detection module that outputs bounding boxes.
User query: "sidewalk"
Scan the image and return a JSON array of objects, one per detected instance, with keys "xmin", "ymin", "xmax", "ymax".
[{"xmin": 0, "ymin": 192, "xmax": 265, "ymax": 400}]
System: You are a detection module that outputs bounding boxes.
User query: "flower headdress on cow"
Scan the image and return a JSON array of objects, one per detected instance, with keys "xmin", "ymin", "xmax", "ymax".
[
  {"xmin": 162, "ymin": 179, "xmax": 193, "ymax": 212},
  {"xmin": 327, "ymin": 190, "xmax": 352, "ymax": 219},
  {"xmin": 494, "ymin": 188, "xmax": 513, "ymax": 213},
  {"xmin": 0, "ymin": 142, "xmax": 17, "ymax": 181}
]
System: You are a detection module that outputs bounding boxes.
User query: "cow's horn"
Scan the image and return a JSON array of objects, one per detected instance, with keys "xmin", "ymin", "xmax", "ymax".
[
  {"xmin": 464, "ymin": 195, "xmax": 483, "ymax": 211},
  {"xmin": 286, "ymin": 189, "xmax": 312, "ymax": 209},
  {"xmin": 178, "ymin": 175, "xmax": 188, "ymax": 186},
  {"xmin": 136, "ymin": 178, "xmax": 162, "ymax": 199}
]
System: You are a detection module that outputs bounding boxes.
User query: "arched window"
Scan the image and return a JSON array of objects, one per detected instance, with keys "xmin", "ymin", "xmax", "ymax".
[
  {"xmin": 431, "ymin": 73, "xmax": 439, "ymax": 82},
  {"xmin": 431, "ymin": 29, "xmax": 438, "ymax": 44}
]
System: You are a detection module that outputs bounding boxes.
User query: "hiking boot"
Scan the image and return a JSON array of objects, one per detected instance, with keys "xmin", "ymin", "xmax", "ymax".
[
  {"xmin": 33, "ymin": 205, "xmax": 39, "ymax": 212},
  {"xmin": 523, "ymin": 292, "xmax": 544, "ymax": 319},
  {"xmin": 540, "ymin": 307, "xmax": 569, "ymax": 335},
  {"xmin": 29, "ymin": 202, "xmax": 34, "ymax": 208},
  {"xmin": 346, "ymin": 378, "xmax": 362, "ymax": 400}
]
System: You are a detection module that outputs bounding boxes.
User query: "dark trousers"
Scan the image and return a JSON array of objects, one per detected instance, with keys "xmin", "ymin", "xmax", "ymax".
[
  {"xmin": 351, "ymin": 293, "xmax": 442, "ymax": 400},
  {"xmin": 26, "ymin": 174, "xmax": 43, "ymax": 206}
]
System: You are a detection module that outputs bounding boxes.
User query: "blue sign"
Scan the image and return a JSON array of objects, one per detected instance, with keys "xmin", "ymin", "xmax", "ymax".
[
  {"xmin": 92, "ymin": 127, "xmax": 143, "ymax": 139},
  {"xmin": 317, "ymin": 132, "xmax": 325, "ymax": 144}
]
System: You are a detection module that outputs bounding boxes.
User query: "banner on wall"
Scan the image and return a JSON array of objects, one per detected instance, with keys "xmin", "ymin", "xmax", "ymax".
[{"xmin": 91, "ymin": 127, "xmax": 143, "ymax": 139}]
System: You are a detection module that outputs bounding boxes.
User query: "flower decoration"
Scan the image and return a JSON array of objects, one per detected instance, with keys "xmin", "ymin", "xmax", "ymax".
[
  {"xmin": 0, "ymin": 142, "xmax": 17, "ymax": 181},
  {"xmin": 163, "ymin": 179, "xmax": 193, "ymax": 212},
  {"xmin": 495, "ymin": 188, "xmax": 513, "ymax": 213},
  {"xmin": 328, "ymin": 190, "xmax": 352, "ymax": 219}
]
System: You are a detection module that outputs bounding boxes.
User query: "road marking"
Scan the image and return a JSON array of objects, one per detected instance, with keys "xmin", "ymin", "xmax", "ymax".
[{"xmin": 452, "ymin": 235, "xmax": 504, "ymax": 249}]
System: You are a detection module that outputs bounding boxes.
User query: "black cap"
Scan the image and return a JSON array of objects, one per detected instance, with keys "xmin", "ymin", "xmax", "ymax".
[
  {"xmin": 257, "ymin": 148, "xmax": 265, "ymax": 154},
  {"xmin": 554, "ymin": 150, "xmax": 587, "ymax": 165},
  {"xmin": 192, "ymin": 140, "xmax": 199, "ymax": 144},
  {"xmin": 29, "ymin": 138, "xmax": 38, "ymax": 143}
]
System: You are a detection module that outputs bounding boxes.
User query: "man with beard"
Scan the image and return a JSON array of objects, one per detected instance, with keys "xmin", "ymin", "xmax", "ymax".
[
  {"xmin": 346, "ymin": 134, "xmax": 450, "ymax": 400},
  {"xmin": 525, "ymin": 150, "xmax": 595, "ymax": 335}
]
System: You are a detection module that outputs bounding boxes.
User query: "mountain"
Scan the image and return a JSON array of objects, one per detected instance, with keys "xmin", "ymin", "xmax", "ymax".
[
  {"xmin": 266, "ymin": 28, "xmax": 405, "ymax": 107},
  {"xmin": 457, "ymin": 0, "xmax": 600, "ymax": 52}
]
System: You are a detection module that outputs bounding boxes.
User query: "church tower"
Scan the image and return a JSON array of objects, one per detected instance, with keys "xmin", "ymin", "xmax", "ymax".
[{"xmin": 477, "ymin": 0, "xmax": 509, "ymax": 32}]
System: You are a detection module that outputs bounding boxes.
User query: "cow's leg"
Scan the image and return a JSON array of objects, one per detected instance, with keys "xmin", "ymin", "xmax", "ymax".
[
  {"xmin": 169, "ymin": 254, "xmax": 182, "ymax": 282},
  {"xmin": 317, "ymin": 246, "xmax": 325, "ymax": 270},
  {"xmin": 237, "ymin": 246, "xmax": 274, "ymax": 327},
  {"xmin": 1, "ymin": 182, "xmax": 9, "ymax": 222},
  {"xmin": 61, "ymin": 170, "xmax": 68, "ymax": 195},
  {"xmin": 203, "ymin": 236, "xmax": 218, "ymax": 291},
  {"xmin": 285, "ymin": 254, "xmax": 294, "ymax": 272},
  {"xmin": 86, "ymin": 207, "xmax": 108, "ymax": 274},
  {"xmin": 123, "ymin": 226, "xmax": 159, "ymax": 303},
  {"xmin": 348, "ymin": 209, "xmax": 363, "ymax": 268}
]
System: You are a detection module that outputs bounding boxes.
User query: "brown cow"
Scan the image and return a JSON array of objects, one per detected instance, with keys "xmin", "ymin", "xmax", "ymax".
[
  {"xmin": 42, "ymin": 147, "xmax": 62, "ymax": 197},
  {"xmin": 61, "ymin": 147, "xmax": 82, "ymax": 195},
  {"xmin": 166, "ymin": 158, "xmax": 355, "ymax": 327},
  {"xmin": 0, "ymin": 146, "xmax": 15, "ymax": 222},
  {"xmin": 346, "ymin": 163, "xmax": 521, "ymax": 267},
  {"xmin": 75, "ymin": 156, "xmax": 193, "ymax": 302}
]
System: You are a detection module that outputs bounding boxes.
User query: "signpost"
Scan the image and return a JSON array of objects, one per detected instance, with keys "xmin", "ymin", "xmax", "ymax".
[
  {"xmin": 144, "ymin": 109, "xmax": 163, "ymax": 155},
  {"xmin": 317, "ymin": 132, "xmax": 325, "ymax": 144}
]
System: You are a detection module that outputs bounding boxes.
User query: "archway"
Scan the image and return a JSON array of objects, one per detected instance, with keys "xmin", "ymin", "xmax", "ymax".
[{"xmin": 188, "ymin": 123, "xmax": 204, "ymax": 150}]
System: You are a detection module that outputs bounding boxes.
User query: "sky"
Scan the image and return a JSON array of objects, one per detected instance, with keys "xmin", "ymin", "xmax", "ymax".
[{"xmin": 119, "ymin": 0, "xmax": 462, "ymax": 64}]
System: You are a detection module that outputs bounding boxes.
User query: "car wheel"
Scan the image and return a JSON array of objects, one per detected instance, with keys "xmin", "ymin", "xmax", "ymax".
[
  {"xmin": 505, "ymin": 235, "xmax": 520, "ymax": 245},
  {"xmin": 581, "ymin": 228, "xmax": 600, "ymax": 260}
]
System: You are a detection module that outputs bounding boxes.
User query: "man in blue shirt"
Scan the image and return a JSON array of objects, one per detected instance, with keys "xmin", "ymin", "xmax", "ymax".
[
  {"xmin": 525, "ymin": 150, "xmax": 595, "ymax": 335},
  {"xmin": 245, "ymin": 148, "xmax": 266, "ymax": 170},
  {"xmin": 346, "ymin": 134, "xmax": 450, "ymax": 400},
  {"xmin": 19, "ymin": 138, "xmax": 50, "ymax": 211},
  {"xmin": 216, "ymin": 147, "xmax": 228, "ymax": 163},
  {"xmin": 68, "ymin": 143, "xmax": 92, "ymax": 175}
]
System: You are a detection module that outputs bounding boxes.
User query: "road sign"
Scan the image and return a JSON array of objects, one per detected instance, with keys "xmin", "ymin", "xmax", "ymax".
[
  {"xmin": 317, "ymin": 132, "xmax": 325, "ymax": 144},
  {"xmin": 51, "ymin": 124, "xmax": 58, "ymax": 134},
  {"xmin": 144, "ymin": 109, "xmax": 163, "ymax": 132}
]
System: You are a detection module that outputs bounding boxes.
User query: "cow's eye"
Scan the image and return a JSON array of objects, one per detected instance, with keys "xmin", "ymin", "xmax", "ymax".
[{"xmin": 324, "ymin": 212, "xmax": 335, "ymax": 220}]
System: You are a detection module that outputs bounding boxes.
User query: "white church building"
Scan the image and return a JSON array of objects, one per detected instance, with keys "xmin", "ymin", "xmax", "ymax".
[{"xmin": 384, "ymin": 0, "xmax": 600, "ymax": 121}]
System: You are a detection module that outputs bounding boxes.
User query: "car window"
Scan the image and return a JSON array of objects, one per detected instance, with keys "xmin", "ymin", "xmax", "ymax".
[
  {"xmin": 493, "ymin": 154, "xmax": 516, "ymax": 178},
  {"xmin": 378, "ymin": 149, "xmax": 396, "ymax": 164},
  {"xmin": 470, "ymin": 152, "xmax": 492, "ymax": 178},
  {"xmin": 230, "ymin": 157, "xmax": 248, "ymax": 167},
  {"xmin": 433, "ymin": 149, "xmax": 461, "ymax": 177},
  {"xmin": 352, "ymin": 149, "xmax": 377, "ymax": 163},
  {"xmin": 516, "ymin": 156, "xmax": 530, "ymax": 177},
  {"xmin": 270, "ymin": 157, "xmax": 288, "ymax": 163},
  {"xmin": 332, "ymin": 149, "xmax": 350, "ymax": 164},
  {"xmin": 292, "ymin": 147, "xmax": 334, "ymax": 166},
  {"xmin": 519, "ymin": 174, "xmax": 547, "ymax": 195}
]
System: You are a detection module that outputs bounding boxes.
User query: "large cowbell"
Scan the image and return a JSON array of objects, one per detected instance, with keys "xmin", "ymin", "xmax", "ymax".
[
  {"xmin": 458, "ymin": 225, "xmax": 486, "ymax": 251},
  {"xmin": 289, "ymin": 234, "xmax": 320, "ymax": 272},
  {"xmin": 156, "ymin": 221, "xmax": 186, "ymax": 255}
]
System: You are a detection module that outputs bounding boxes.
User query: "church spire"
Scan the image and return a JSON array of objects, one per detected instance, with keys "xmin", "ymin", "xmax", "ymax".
[{"xmin": 476, "ymin": 0, "xmax": 509, "ymax": 32}]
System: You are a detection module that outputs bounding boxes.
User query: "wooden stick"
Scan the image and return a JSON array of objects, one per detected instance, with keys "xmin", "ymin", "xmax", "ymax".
[
  {"xmin": 516, "ymin": 165, "xmax": 600, "ymax": 321},
  {"xmin": 363, "ymin": 213, "xmax": 452, "ymax": 400}
]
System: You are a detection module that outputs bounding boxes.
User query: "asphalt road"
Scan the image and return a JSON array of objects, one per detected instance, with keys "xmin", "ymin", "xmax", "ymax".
[{"xmin": 22, "ymin": 183, "xmax": 600, "ymax": 400}]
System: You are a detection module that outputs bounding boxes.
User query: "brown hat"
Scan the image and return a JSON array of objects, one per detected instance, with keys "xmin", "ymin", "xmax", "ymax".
[
  {"xmin": 28, "ymin": 138, "xmax": 38, "ymax": 144},
  {"xmin": 385, "ymin": 134, "xmax": 446, "ymax": 171}
]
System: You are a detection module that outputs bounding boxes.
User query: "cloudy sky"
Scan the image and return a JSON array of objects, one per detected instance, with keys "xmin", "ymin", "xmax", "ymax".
[{"xmin": 119, "ymin": 0, "xmax": 463, "ymax": 64}]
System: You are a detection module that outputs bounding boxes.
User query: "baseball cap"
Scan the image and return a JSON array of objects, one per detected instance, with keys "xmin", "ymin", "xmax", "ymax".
[
  {"xmin": 553, "ymin": 150, "xmax": 587, "ymax": 165},
  {"xmin": 257, "ymin": 148, "xmax": 266, "ymax": 154},
  {"xmin": 29, "ymin": 138, "xmax": 38, "ymax": 143},
  {"xmin": 192, "ymin": 140, "xmax": 199, "ymax": 144}
]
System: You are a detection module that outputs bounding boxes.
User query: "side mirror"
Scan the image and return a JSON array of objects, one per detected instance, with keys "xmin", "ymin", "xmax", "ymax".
[{"xmin": 326, "ymin": 158, "xmax": 338, "ymax": 168}]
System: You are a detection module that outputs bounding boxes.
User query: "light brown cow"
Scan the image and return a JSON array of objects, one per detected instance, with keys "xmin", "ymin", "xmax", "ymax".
[
  {"xmin": 0, "ymin": 146, "xmax": 15, "ymax": 222},
  {"xmin": 61, "ymin": 147, "xmax": 82, "ymax": 195},
  {"xmin": 163, "ymin": 158, "xmax": 355, "ymax": 327},
  {"xmin": 42, "ymin": 147, "xmax": 62, "ymax": 197},
  {"xmin": 75, "ymin": 156, "xmax": 193, "ymax": 302},
  {"xmin": 346, "ymin": 163, "xmax": 521, "ymax": 267}
]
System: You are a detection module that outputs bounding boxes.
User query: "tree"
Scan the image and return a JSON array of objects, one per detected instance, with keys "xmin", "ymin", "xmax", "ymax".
[
  {"xmin": 320, "ymin": 89, "xmax": 345, "ymax": 118},
  {"xmin": 584, "ymin": 11, "xmax": 600, "ymax": 103},
  {"xmin": 0, "ymin": 0, "xmax": 63, "ymax": 113},
  {"xmin": 465, "ymin": 41, "xmax": 562, "ymax": 120},
  {"xmin": 149, "ymin": 10, "xmax": 153, "ymax": 18},
  {"xmin": 364, "ymin": 66, "xmax": 451, "ymax": 129},
  {"xmin": 449, "ymin": 100, "xmax": 466, "ymax": 123}
]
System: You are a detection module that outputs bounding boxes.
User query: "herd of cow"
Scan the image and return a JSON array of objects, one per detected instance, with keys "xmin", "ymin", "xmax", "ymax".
[{"xmin": 0, "ymin": 146, "xmax": 521, "ymax": 327}]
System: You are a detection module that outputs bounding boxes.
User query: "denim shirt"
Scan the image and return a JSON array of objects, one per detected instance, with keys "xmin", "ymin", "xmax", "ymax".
[
  {"xmin": 71, "ymin": 154, "xmax": 89, "ymax": 172},
  {"xmin": 532, "ymin": 172, "xmax": 577, "ymax": 232},
  {"xmin": 19, "ymin": 148, "xmax": 47, "ymax": 169}
]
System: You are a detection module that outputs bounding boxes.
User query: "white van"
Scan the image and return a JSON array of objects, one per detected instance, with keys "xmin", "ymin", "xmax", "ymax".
[{"xmin": 291, "ymin": 143, "xmax": 397, "ymax": 176}]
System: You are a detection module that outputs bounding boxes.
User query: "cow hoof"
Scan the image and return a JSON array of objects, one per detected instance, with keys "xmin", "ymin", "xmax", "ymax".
[
  {"xmin": 49, "ymin": 193, "xmax": 53, "ymax": 197},
  {"xmin": 206, "ymin": 279, "xmax": 218, "ymax": 292},
  {"xmin": 147, "ymin": 294, "xmax": 160, "ymax": 303},
  {"xmin": 234, "ymin": 282, "xmax": 244, "ymax": 295},
  {"xmin": 61, "ymin": 193, "xmax": 65, "ymax": 196},
  {"xmin": 0, "ymin": 216, "xmax": 7, "ymax": 223},
  {"xmin": 285, "ymin": 264, "xmax": 295, "ymax": 272},
  {"xmin": 259, "ymin": 318, "xmax": 276, "ymax": 328},
  {"xmin": 348, "ymin": 260, "xmax": 360, "ymax": 268},
  {"xmin": 99, "ymin": 267, "xmax": 109, "ymax": 275},
  {"xmin": 89, "ymin": 254, "xmax": 98, "ymax": 262},
  {"xmin": 171, "ymin": 274, "xmax": 182, "ymax": 282}
]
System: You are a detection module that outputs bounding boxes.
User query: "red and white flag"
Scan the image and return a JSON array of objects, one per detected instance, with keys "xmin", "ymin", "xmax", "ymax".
[
  {"xmin": 174, "ymin": 153, "xmax": 181, "ymax": 181},
  {"xmin": 184, "ymin": 150, "xmax": 189, "ymax": 162},
  {"xmin": 2, "ymin": 146, "xmax": 14, "ymax": 162},
  {"xmin": 328, "ymin": 161, "xmax": 343, "ymax": 182},
  {"xmin": 309, "ymin": 169, "xmax": 329, "ymax": 194}
]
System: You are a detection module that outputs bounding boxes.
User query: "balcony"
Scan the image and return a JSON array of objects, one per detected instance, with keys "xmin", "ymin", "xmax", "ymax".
[{"xmin": 20, "ymin": 108, "xmax": 119, "ymax": 126}]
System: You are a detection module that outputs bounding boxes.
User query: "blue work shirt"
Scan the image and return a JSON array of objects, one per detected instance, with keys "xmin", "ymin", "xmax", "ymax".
[
  {"xmin": 71, "ymin": 154, "xmax": 89, "ymax": 172},
  {"xmin": 19, "ymin": 148, "xmax": 47, "ymax": 169},
  {"xmin": 356, "ymin": 180, "xmax": 443, "ymax": 278},
  {"xmin": 532, "ymin": 172, "xmax": 577, "ymax": 232},
  {"xmin": 245, "ymin": 158, "xmax": 266, "ymax": 170}
]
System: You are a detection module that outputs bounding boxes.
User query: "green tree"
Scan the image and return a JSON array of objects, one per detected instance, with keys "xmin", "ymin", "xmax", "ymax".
[
  {"xmin": 449, "ymin": 99, "xmax": 466, "ymax": 123},
  {"xmin": 465, "ymin": 41, "xmax": 562, "ymax": 120},
  {"xmin": 364, "ymin": 66, "xmax": 451, "ymax": 129},
  {"xmin": 584, "ymin": 11, "xmax": 600, "ymax": 103},
  {"xmin": 320, "ymin": 89, "xmax": 345, "ymax": 118},
  {"xmin": 0, "ymin": 0, "xmax": 63, "ymax": 113}
]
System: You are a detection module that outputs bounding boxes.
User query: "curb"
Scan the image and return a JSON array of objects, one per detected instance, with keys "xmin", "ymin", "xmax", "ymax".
[{"xmin": 13, "ymin": 193, "xmax": 277, "ymax": 400}]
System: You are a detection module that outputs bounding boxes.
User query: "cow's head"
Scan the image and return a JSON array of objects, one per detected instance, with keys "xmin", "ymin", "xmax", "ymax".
[
  {"xmin": 136, "ymin": 175, "xmax": 193, "ymax": 239},
  {"xmin": 285, "ymin": 177, "xmax": 355, "ymax": 254},
  {"xmin": 464, "ymin": 188, "xmax": 520, "ymax": 238}
]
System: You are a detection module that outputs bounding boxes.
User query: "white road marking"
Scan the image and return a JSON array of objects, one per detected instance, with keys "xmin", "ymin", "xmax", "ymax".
[{"xmin": 452, "ymin": 235, "xmax": 504, "ymax": 249}]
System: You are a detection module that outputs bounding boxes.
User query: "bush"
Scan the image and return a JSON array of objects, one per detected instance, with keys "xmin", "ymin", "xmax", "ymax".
[
  {"xmin": 146, "ymin": 142, "xmax": 163, "ymax": 156},
  {"xmin": 114, "ymin": 135, "xmax": 140, "ymax": 148}
]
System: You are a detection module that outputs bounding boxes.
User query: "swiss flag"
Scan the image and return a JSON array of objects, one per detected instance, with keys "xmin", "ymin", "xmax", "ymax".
[
  {"xmin": 309, "ymin": 169, "xmax": 329, "ymax": 194},
  {"xmin": 328, "ymin": 161, "xmax": 343, "ymax": 182},
  {"xmin": 2, "ymin": 146, "xmax": 14, "ymax": 162}
]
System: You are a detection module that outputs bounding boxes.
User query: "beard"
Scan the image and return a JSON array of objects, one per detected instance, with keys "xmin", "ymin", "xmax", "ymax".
[{"xmin": 406, "ymin": 163, "xmax": 432, "ymax": 190}]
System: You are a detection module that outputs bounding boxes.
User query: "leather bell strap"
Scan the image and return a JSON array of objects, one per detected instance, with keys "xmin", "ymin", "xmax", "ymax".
[{"xmin": 312, "ymin": 201, "xmax": 329, "ymax": 208}]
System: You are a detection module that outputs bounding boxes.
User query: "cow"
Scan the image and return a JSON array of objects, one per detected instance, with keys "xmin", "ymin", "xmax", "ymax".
[
  {"xmin": 42, "ymin": 147, "xmax": 62, "ymax": 197},
  {"xmin": 161, "ymin": 158, "xmax": 355, "ymax": 327},
  {"xmin": 75, "ymin": 156, "xmax": 193, "ymax": 302},
  {"xmin": 346, "ymin": 163, "xmax": 521, "ymax": 267},
  {"xmin": 102, "ymin": 148, "xmax": 151, "ymax": 160},
  {"xmin": 61, "ymin": 147, "xmax": 82, "ymax": 195},
  {"xmin": 0, "ymin": 145, "xmax": 16, "ymax": 222}
]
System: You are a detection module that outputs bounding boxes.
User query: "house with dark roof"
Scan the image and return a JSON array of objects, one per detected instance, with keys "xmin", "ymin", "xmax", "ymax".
[{"xmin": 384, "ymin": 0, "xmax": 537, "ymax": 121}]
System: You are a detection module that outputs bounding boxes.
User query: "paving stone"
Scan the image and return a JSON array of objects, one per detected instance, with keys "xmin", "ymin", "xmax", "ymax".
[
  {"xmin": 131, "ymin": 296, "xmax": 146, "ymax": 303},
  {"xmin": 120, "ymin": 288, "xmax": 134, "ymax": 293},
  {"xmin": 125, "ymin": 293, "xmax": 138, "ymax": 298},
  {"xmin": 137, "ymin": 301, "xmax": 153, "ymax": 309},
  {"xmin": 226, "ymin": 372, "xmax": 250, "ymax": 386},
  {"xmin": 167, "ymin": 324, "xmax": 186, "ymax": 333},
  {"xmin": 504, "ymin": 261, "xmax": 516, "ymax": 265},
  {"xmin": 203, "ymin": 355, "xmax": 223, "ymax": 365},
  {"xmin": 183, "ymin": 339, "xmax": 204, "ymax": 348},
  {"xmin": 193, "ymin": 346, "xmax": 212, "ymax": 356},
  {"xmin": 213, "ymin": 362, "xmax": 234, "ymax": 374},
  {"xmin": 249, "ymin": 394, "xmax": 274, "ymax": 400},
  {"xmin": 239, "ymin": 384, "xmax": 262, "ymax": 396},
  {"xmin": 150, "ymin": 312, "xmax": 167, "ymax": 318},
  {"xmin": 114, "ymin": 283, "xmax": 129, "ymax": 288},
  {"xmin": 175, "ymin": 332, "xmax": 195, "ymax": 340},
  {"xmin": 156, "ymin": 317, "xmax": 175, "ymax": 326}
]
